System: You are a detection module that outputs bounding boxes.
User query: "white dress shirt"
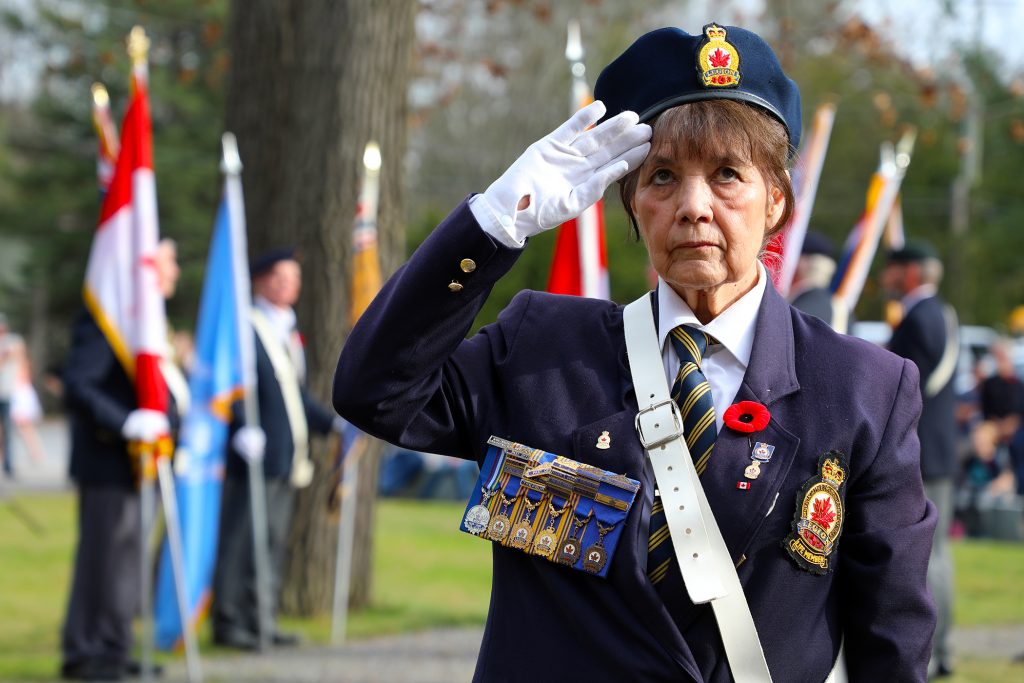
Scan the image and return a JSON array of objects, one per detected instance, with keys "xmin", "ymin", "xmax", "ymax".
[{"xmin": 656, "ymin": 263, "xmax": 768, "ymax": 433}]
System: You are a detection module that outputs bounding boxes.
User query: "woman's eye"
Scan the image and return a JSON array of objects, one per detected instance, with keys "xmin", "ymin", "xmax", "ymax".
[
  {"xmin": 651, "ymin": 169, "xmax": 673, "ymax": 185},
  {"xmin": 715, "ymin": 167, "xmax": 739, "ymax": 181}
]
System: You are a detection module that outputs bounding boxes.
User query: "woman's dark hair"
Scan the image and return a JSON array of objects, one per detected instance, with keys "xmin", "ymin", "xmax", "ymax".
[{"xmin": 619, "ymin": 100, "xmax": 795, "ymax": 244}]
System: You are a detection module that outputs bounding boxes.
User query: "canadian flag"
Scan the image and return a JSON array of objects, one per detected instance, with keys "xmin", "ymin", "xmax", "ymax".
[
  {"xmin": 83, "ymin": 56, "xmax": 168, "ymax": 417},
  {"xmin": 548, "ymin": 21, "xmax": 610, "ymax": 300},
  {"xmin": 546, "ymin": 200, "xmax": 609, "ymax": 298}
]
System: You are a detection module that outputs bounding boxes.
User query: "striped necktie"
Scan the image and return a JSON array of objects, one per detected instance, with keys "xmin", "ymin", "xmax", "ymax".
[{"xmin": 648, "ymin": 324, "xmax": 717, "ymax": 587}]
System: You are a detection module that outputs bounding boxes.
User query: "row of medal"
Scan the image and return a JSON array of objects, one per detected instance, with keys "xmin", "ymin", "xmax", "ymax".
[{"xmin": 459, "ymin": 436, "xmax": 639, "ymax": 578}]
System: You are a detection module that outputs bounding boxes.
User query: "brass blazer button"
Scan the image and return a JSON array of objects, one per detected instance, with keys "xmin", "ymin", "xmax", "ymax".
[
  {"xmin": 460, "ymin": 258, "xmax": 477, "ymax": 273},
  {"xmin": 448, "ymin": 281, "xmax": 464, "ymax": 292}
]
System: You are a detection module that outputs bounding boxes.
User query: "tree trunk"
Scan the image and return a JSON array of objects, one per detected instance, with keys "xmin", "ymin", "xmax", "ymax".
[{"xmin": 225, "ymin": 0, "xmax": 416, "ymax": 615}]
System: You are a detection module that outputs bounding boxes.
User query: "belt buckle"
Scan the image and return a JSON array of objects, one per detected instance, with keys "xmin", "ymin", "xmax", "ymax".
[{"xmin": 634, "ymin": 399, "xmax": 684, "ymax": 449}]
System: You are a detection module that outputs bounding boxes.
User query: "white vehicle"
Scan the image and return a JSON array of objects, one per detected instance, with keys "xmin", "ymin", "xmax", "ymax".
[{"xmin": 848, "ymin": 321, "xmax": 998, "ymax": 396}]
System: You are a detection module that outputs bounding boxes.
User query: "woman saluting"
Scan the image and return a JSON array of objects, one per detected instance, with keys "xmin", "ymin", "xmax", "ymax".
[{"xmin": 335, "ymin": 22, "xmax": 935, "ymax": 683}]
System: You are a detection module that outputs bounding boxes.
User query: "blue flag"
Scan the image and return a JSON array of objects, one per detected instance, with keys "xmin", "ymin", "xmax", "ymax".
[{"xmin": 154, "ymin": 165, "xmax": 254, "ymax": 650}]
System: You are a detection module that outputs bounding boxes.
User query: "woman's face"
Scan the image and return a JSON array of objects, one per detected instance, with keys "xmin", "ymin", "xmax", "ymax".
[{"xmin": 631, "ymin": 145, "xmax": 784, "ymax": 299}]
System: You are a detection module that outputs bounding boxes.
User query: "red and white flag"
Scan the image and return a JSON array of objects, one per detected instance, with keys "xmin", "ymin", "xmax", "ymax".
[
  {"xmin": 547, "ymin": 200, "xmax": 609, "ymax": 298},
  {"xmin": 547, "ymin": 20, "xmax": 610, "ymax": 300},
  {"xmin": 764, "ymin": 103, "xmax": 836, "ymax": 295},
  {"xmin": 83, "ymin": 33, "xmax": 168, "ymax": 417}
]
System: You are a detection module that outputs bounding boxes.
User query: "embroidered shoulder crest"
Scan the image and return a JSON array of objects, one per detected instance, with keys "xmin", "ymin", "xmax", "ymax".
[{"xmin": 783, "ymin": 451, "xmax": 848, "ymax": 575}]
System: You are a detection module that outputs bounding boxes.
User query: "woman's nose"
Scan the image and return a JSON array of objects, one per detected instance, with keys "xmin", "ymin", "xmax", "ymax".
[{"xmin": 673, "ymin": 178, "xmax": 713, "ymax": 224}]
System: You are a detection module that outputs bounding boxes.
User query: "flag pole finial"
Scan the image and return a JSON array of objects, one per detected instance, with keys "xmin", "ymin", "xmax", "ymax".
[
  {"xmin": 128, "ymin": 26, "xmax": 150, "ymax": 66},
  {"xmin": 362, "ymin": 140, "xmax": 381, "ymax": 175},
  {"xmin": 91, "ymin": 83, "xmax": 109, "ymax": 108},
  {"xmin": 566, "ymin": 19, "xmax": 583, "ymax": 62},
  {"xmin": 221, "ymin": 132, "xmax": 243, "ymax": 175}
]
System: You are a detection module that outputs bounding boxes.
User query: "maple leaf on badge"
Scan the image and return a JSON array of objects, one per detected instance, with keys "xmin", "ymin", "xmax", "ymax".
[
  {"xmin": 811, "ymin": 496, "xmax": 837, "ymax": 528},
  {"xmin": 709, "ymin": 48, "xmax": 731, "ymax": 68}
]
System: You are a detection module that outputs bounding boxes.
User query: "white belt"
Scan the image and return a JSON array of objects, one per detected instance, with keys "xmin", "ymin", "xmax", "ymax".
[
  {"xmin": 624, "ymin": 294, "xmax": 847, "ymax": 683},
  {"xmin": 624, "ymin": 296, "xmax": 772, "ymax": 681}
]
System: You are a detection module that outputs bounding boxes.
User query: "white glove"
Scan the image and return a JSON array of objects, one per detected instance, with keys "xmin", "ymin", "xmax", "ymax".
[
  {"xmin": 121, "ymin": 409, "xmax": 170, "ymax": 442},
  {"xmin": 472, "ymin": 100, "xmax": 651, "ymax": 247},
  {"xmin": 232, "ymin": 425, "xmax": 267, "ymax": 463}
]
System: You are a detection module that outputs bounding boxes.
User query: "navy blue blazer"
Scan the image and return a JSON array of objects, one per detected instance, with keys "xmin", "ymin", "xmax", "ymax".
[
  {"xmin": 887, "ymin": 295, "xmax": 958, "ymax": 481},
  {"xmin": 334, "ymin": 201, "xmax": 937, "ymax": 682},
  {"xmin": 64, "ymin": 308, "xmax": 179, "ymax": 488},
  {"xmin": 226, "ymin": 330, "xmax": 336, "ymax": 480}
]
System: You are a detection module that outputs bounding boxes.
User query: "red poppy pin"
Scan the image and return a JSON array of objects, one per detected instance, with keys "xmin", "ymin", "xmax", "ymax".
[{"xmin": 723, "ymin": 401, "xmax": 770, "ymax": 433}]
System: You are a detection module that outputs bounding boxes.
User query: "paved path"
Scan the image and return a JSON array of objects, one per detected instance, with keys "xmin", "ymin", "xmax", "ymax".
[
  {"xmin": 163, "ymin": 628, "xmax": 483, "ymax": 683},
  {"xmin": 157, "ymin": 625, "xmax": 1024, "ymax": 683}
]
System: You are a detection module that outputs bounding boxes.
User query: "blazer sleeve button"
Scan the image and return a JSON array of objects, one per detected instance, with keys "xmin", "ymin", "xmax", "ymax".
[
  {"xmin": 460, "ymin": 258, "xmax": 477, "ymax": 273},
  {"xmin": 448, "ymin": 281, "xmax": 464, "ymax": 292}
]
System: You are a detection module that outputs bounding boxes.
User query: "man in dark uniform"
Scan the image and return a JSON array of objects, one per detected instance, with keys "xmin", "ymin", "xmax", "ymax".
[
  {"xmin": 789, "ymin": 231, "xmax": 852, "ymax": 333},
  {"xmin": 60, "ymin": 240, "xmax": 181, "ymax": 681},
  {"xmin": 211, "ymin": 248, "xmax": 340, "ymax": 650},
  {"xmin": 882, "ymin": 240, "xmax": 959, "ymax": 679}
]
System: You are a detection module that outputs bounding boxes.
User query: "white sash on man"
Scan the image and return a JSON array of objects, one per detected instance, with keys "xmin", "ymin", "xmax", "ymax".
[{"xmin": 250, "ymin": 309, "xmax": 313, "ymax": 488}]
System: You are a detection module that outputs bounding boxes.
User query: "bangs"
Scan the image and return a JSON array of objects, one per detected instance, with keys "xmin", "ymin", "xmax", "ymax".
[
  {"xmin": 619, "ymin": 99, "xmax": 794, "ymax": 240},
  {"xmin": 648, "ymin": 104, "xmax": 756, "ymax": 168}
]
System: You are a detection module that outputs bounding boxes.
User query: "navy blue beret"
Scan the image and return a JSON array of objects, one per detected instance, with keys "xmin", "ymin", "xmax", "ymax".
[
  {"xmin": 887, "ymin": 240, "xmax": 938, "ymax": 264},
  {"xmin": 594, "ymin": 24, "xmax": 802, "ymax": 152},
  {"xmin": 251, "ymin": 246, "xmax": 298, "ymax": 277},
  {"xmin": 801, "ymin": 231, "xmax": 836, "ymax": 259}
]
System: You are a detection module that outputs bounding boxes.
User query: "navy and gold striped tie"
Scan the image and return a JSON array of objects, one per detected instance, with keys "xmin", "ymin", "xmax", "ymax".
[{"xmin": 648, "ymin": 324, "xmax": 717, "ymax": 587}]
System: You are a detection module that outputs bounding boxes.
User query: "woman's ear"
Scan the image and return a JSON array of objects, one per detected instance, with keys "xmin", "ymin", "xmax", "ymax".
[{"xmin": 766, "ymin": 185, "xmax": 786, "ymax": 229}]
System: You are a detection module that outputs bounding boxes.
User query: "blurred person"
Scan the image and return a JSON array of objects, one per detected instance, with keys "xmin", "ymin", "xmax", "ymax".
[
  {"xmin": 788, "ymin": 231, "xmax": 853, "ymax": 333},
  {"xmin": 979, "ymin": 338, "xmax": 1024, "ymax": 431},
  {"xmin": 0, "ymin": 313, "xmax": 17, "ymax": 477},
  {"xmin": 59, "ymin": 239, "xmax": 182, "ymax": 681},
  {"xmin": 956, "ymin": 421, "xmax": 1016, "ymax": 537},
  {"xmin": 881, "ymin": 240, "xmax": 959, "ymax": 679},
  {"xmin": 210, "ymin": 248, "xmax": 341, "ymax": 651},
  {"xmin": 335, "ymin": 23, "xmax": 936, "ymax": 682},
  {"xmin": 9, "ymin": 335, "xmax": 46, "ymax": 464}
]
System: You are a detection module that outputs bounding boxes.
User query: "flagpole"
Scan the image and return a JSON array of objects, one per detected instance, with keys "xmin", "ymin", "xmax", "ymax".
[
  {"xmin": 221, "ymin": 132, "xmax": 274, "ymax": 652},
  {"xmin": 565, "ymin": 19, "xmax": 602, "ymax": 299},
  {"xmin": 332, "ymin": 141, "xmax": 382, "ymax": 644},
  {"xmin": 155, "ymin": 456, "xmax": 202, "ymax": 682},
  {"xmin": 774, "ymin": 102, "xmax": 836, "ymax": 296},
  {"xmin": 138, "ymin": 443, "xmax": 157, "ymax": 682},
  {"xmin": 121, "ymin": 26, "xmax": 162, "ymax": 683},
  {"xmin": 833, "ymin": 128, "xmax": 916, "ymax": 313}
]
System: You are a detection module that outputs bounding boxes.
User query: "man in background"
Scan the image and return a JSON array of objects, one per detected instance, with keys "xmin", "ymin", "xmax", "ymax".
[
  {"xmin": 788, "ymin": 231, "xmax": 853, "ymax": 333},
  {"xmin": 60, "ymin": 239, "xmax": 181, "ymax": 681},
  {"xmin": 881, "ymin": 241, "xmax": 959, "ymax": 680},
  {"xmin": 211, "ymin": 248, "xmax": 341, "ymax": 651}
]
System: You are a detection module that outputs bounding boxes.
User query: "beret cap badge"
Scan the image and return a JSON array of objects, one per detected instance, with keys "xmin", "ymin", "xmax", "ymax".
[{"xmin": 697, "ymin": 24, "xmax": 740, "ymax": 88}]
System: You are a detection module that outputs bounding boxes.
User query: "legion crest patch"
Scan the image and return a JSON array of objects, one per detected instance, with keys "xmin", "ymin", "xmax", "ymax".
[
  {"xmin": 697, "ymin": 23, "xmax": 741, "ymax": 88},
  {"xmin": 783, "ymin": 451, "xmax": 848, "ymax": 575}
]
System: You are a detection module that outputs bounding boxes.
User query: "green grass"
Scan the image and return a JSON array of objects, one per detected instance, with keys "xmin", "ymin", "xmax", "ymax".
[
  {"xmin": 953, "ymin": 539, "xmax": 1024, "ymax": 626},
  {"xmin": 0, "ymin": 493, "xmax": 491, "ymax": 681},
  {"xmin": 1, "ymin": 492, "xmax": 1022, "ymax": 681}
]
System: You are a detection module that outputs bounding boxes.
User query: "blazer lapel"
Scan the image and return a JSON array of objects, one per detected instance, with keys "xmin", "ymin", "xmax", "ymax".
[{"xmin": 702, "ymin": 281, "xmax": 802, "ymax": 560}]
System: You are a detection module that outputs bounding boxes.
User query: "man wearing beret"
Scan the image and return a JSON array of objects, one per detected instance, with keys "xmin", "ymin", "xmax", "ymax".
[
  {"xmin": 882, "ymin": 240, "xmax": 959, "ymax": 679},
  {"xmin": 60, "ymin": 239, "xmax": 182, "ymax": 681},
  {"xmin": 211, "ymin": 248, "xmax": 342, "ymax": 650}
]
